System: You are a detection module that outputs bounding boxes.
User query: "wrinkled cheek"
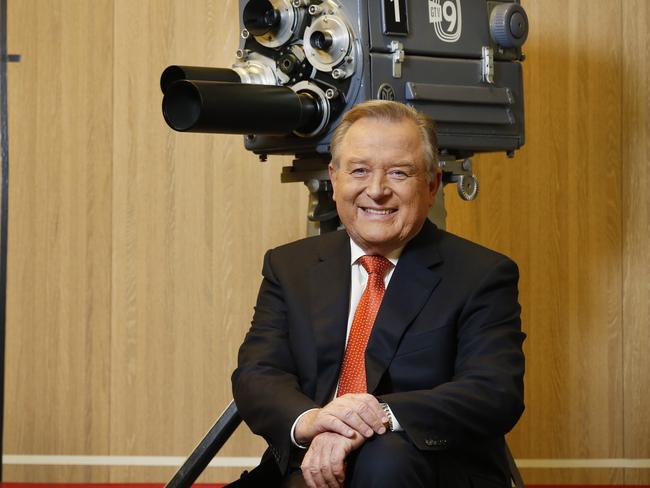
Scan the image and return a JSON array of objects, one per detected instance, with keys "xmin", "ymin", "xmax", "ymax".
[{"xmin": 398, "ymin": 211, "xmax": 418, "ymax": 236}]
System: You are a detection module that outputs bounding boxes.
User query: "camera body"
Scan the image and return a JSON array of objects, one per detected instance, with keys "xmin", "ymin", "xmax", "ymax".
[
  {"xmin": 162, "ymin": 0, "xmax": 527, "ymax": 159},
  {"xmin": 160, "ymin": 0, "xmax": 528, "ymax": 223},
  {"xmin": 232, "ymin": 0, "xmax": 527, "ymax": 159}
]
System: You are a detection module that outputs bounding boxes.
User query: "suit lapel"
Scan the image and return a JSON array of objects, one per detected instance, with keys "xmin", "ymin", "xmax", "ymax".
[
  {"xmin": 309, "ymin": 232, "xmax": 351, "ymax": 405},
  {"xmin": 365, "ymin": 221, "xmax": 443, "ymax": 394}
]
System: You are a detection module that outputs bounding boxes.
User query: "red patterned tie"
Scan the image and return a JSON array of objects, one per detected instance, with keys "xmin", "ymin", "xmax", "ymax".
[{"xmin": 337, "ymin": 255, "xmax": 393, "ymax": 396}]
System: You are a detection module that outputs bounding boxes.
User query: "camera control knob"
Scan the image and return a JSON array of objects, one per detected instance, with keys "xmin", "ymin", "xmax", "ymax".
[
  {"xmin": 490, "ymin": 3, "xmax": 529, "ymax": 48},
  {"xmin": 278, "ymin": 52, "xmax": 299, "ymax": 75},
  {"xmin": 457, "ymin": 174, "xmax": 479, "ymax": 201}
]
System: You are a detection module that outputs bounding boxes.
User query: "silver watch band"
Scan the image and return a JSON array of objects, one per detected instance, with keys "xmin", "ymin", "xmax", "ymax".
[{"xmin": 379, "ymin": 402, "xmax": 394, "ymax": 431}]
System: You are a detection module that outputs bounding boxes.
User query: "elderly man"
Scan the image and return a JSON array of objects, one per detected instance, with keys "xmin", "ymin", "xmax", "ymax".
[{"xmin": 232, "ymin": 100, "xmax": 525, "ymax": 488}]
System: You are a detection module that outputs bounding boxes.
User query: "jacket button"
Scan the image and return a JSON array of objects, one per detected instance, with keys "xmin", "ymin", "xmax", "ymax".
[{"xmin": 424, "ymin": 438, "xmax": 434, "ymax": 447}]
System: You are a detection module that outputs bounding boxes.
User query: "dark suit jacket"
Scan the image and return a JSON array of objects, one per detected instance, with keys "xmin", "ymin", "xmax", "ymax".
[{"xmin": 232, "ymin": 220, "xmax": 525, "ymax": 487}]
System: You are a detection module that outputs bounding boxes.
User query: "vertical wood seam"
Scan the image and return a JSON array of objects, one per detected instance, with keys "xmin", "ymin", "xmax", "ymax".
[
  {"xmin": 109, "ymin": 0, "xmax": 116, "ymax": 480},
  {"xmin": 619, "ymin": 0, "xmax": 626, "ymax": 474},
  {"xmin": 0, "ymin": 0, "xmax": 8, "ymax": 481}
]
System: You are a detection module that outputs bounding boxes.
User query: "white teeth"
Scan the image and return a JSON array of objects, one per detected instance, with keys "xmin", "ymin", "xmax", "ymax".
[{"xmin": 363, "ymin": 208, "xmax": 393, "ymax": 215}]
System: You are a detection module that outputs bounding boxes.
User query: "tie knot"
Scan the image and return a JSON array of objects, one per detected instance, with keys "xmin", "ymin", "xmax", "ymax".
[{"xmin": 359, "ymin": 255, "xmax": 392, "ymax": 277}]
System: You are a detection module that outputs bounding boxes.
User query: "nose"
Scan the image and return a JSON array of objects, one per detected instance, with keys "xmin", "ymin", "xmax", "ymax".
[{"xmin": 365, "ymin": 170, "xmax": 391, "ymax": 200}]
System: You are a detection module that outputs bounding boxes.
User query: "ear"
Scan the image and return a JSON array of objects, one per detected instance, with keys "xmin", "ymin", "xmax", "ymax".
[{"xmin": 328, "ymin": 163, "xmax": 338, "ymax": 201}]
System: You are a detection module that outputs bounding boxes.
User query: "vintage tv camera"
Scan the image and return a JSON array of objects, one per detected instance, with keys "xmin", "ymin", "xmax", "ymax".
[{"xmin": 161, "ymin": 0, "xmax": 528, "ymax": 231}]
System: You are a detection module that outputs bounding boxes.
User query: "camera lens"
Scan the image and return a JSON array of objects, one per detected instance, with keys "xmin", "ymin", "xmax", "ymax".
[
  {"xmin": 243, "ymin": 0, "xmax": 280, "ymax": 36},
  {"xmin": 309, "ymin": 31, "xmax": 333, "ymax": 50}
]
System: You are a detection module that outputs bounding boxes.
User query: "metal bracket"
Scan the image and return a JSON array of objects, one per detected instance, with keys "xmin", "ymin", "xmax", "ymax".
[
  {"xmin": 481, "ymin": 46, "xmax": 494, "ymax": 84},
  {"xmin": 305, "ymin": 178, "xmax": 338, "ymax": 223},
  {"xmin": 281, "ymin": 156, "xmax": 339, "ymax": 234},
  {"xmin": 389, "ymin": 40, "xmax": 404, "ymax": 78},
  {"xmin": 439, "ymin": 156, "xmax": 479, "ymax": 201},
  {"xmin": 0, "ymin": 54, "xmax": 20, "ymax": 62}
]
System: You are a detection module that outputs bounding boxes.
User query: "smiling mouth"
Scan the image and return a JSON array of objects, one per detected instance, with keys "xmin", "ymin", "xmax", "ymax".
[{"xmin": 361, "ymin": 207, "xmax": 397, "ymax": 215}]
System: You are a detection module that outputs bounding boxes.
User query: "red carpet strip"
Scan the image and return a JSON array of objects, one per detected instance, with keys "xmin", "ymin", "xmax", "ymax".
[
  {"xmin": 0, "ymin": 485, "xmax": 226, "ymax": 488},
  {"xmin": 2, "ymin": 484, "xmax": 650, "ymax": 487}
]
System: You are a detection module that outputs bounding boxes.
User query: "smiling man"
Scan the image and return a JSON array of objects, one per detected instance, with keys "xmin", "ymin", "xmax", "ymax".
[
  {"xmin": 232, "ymin": 101, "xmax": 525, "ymax": 488},
  {"xmin": 328, "ymin": 108, "xmax": 438, "ymax": 256}
]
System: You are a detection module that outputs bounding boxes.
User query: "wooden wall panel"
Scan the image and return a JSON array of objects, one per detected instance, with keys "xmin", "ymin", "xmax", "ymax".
[
  {"xmin": 109, "ymin": 0, "xmax": 305, "ymax": 482},
  {"xmin": 518, "ymin": 469, "xmax": 624, "ymax": 486},
  {"xmin": 108, "ymin": 466, "xmax": 242, "ymax": 484},
  {"xmin": 3, "ymin": 0, "xmax": 650, "ymax": 484},
  {"xmin": 4, "ymin": 0, "xmax": 113, "ymax": 482},
  {"xmin": 622, "ymin": 0, "xmax": 650, "ymax": 485},
  {"xmin": 446, "ymin": 0, "xmax": 626, "ymax": 483}
]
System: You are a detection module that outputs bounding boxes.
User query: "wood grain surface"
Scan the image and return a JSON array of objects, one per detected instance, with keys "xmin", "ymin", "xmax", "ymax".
[
  {"xmin": 109, "ymin": 0, "xmax": 305, "ymax": 482},
  {"xmin": 5, "ymin": 0, "xmax": 113, "ymax": 481},
  {"xmin": 449, "ymin": 0, "xmax": 625, "ymax": 472},
  {"xmin": 622, "ymin": 0, "xmax": 650, "ymax": 485},
  {"xmin": 4, "ymin": 0, "xmax": 649, "ymax": 484}
]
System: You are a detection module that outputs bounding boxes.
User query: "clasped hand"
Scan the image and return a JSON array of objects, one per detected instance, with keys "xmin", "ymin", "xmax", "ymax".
[{"xmin": 295, "ymin": 393, "xmax": 388, "ymax": 487}]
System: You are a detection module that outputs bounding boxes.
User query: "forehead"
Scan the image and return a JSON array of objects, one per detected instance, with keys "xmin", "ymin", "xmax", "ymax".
[{"xmin": 339, "ymin": 117, "xmax": 424, "ymax": 164}]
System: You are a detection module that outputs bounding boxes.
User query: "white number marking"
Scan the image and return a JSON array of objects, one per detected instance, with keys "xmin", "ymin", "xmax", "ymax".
[
  {"xmin": 390, "ymin": 0, "xmax": 401, "ymax": 23},
  {"xmin": 442, "ymin": 0, "xmax": 457, "ymax": 32}
]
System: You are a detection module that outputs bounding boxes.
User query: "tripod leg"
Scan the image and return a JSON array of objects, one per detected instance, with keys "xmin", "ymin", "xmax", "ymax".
[
  {"xmin": 506, "ymin": 443, "xmax": 525, "ymax": 488},
  {"xmin": 166, "ymin": 401, "xmax": 242, "ymax": 488}
]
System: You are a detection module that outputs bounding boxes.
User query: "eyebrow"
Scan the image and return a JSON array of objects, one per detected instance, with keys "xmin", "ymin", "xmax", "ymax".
[
  {"xmin": 391, "ymin": 162, "xmax": 418, "ymax": 169},
  {"xmin": 346, "ymin": 159, "xmax": 418, "ymax": 168}
]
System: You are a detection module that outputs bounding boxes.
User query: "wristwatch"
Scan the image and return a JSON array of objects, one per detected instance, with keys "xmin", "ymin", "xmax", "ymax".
[{"xmin": 379, "ymin": 402, "xmax": 394, "ymax": 431}]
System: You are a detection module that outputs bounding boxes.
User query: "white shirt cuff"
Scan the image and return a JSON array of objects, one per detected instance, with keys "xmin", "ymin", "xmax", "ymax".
[{"xmin": 290, "ymin": 408, "xmax": 319, "ymax": 449}]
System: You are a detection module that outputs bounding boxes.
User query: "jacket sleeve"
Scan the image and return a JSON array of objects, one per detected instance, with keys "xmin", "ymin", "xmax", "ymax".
[
  {"xmin": 231, "ymin": 249, "xmax": 318, "ymax": 473},
  {"xmin": 379, "ymin": 257, "xmax": 525, "ymax": 451}
]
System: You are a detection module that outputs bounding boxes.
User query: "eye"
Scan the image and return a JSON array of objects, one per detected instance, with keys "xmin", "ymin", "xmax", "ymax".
[
  {"xmin": 350, "ymin": 167, "xmax": 369, "ymax": 177},
  {"xmin": 387, "ymin": 169, "xmax": 409, "ymax": 180}
]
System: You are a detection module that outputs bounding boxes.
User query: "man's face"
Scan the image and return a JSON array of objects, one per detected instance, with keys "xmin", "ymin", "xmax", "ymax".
[{"xmin": 329, "ymin": 117, "xmax": 440, "ymax": 255}]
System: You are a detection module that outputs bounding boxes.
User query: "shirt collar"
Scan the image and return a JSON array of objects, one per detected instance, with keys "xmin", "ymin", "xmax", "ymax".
[{"xmin": 349, "ymin": 238, "xmax": 403, "ymax": 267}]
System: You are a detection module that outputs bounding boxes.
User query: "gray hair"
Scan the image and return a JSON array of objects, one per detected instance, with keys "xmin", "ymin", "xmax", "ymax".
[{"xmin": 330, "ymin": 100, "xmax": 439, "ymax": 176}]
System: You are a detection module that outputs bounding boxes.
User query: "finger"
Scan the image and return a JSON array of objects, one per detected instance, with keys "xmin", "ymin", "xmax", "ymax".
[
  {"xmin": 348, "ymin": 394, "xmax": 389, "ymax": 434},
  {"xmin": 330, "ymin": 440, "xmax": 348, "ymax": 485},
  {"xmin": 330, "ymin": 394, "xmax": 385, "ymax": 435},
  {"xmin": 330, "ymin": 403, "xmax": 381, "ymax": 437},
  {"xmin": 341, "ymin": 408, "xmax": 374, "ymax": 437},
  {"xmin": 348, "ymin": 430, "xmax": 368, "ymax": 450},
  {"xmin": 304, "ymin": 446, "xmax": 327, "ymax": 488},
  {"xmin": 301, "ymin": 449, "xmax": 317, "ymax": 488},
  {"xmin": 309, "ymin": 411, "xmax": 356, "ymax": 438},
  {"xmin": 354, "ymin": 398, "xmax": 387, "ymax": 434},
  {"xmin": 319, "ymin": 397, "xmax": 383, "ymax": 437},
  {"xmin": 319, "ymin": 443, "xmax": 340, "ymax": 488}
]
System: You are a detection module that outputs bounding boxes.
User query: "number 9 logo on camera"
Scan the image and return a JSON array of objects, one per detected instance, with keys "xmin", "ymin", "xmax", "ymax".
[{"xmin": 429, "ymin": 0, "xmax": 462, "ymax": 43}]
